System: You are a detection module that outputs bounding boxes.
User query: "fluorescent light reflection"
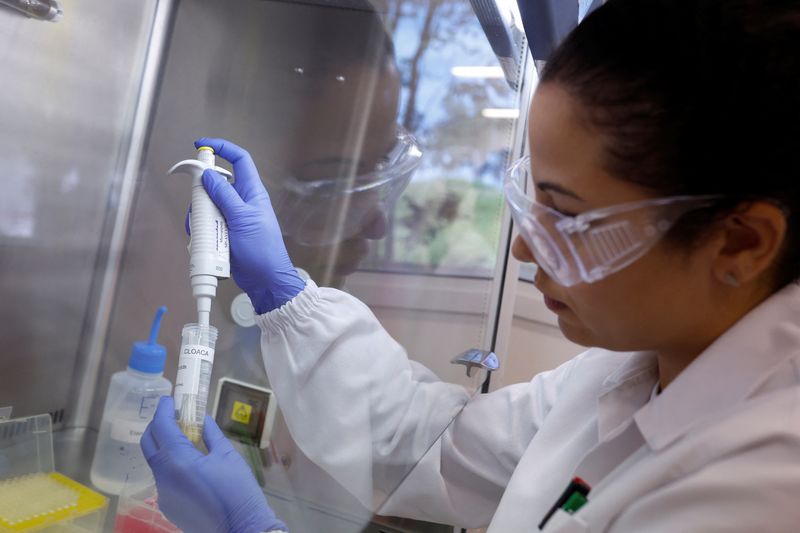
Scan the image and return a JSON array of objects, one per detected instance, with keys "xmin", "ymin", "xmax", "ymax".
[
  {"xmin": 451, "ymin": 66, "xmax": 505, "ymax": 79},
  {"xmin": 481, "ymin": 108, "xmax": 520, "ymax": 119}
]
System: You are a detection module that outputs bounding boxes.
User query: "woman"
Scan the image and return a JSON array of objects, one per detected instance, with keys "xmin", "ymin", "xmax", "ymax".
[{"xmin": 142, "ymin": 0, "xmax": 800, "ymax": 531}]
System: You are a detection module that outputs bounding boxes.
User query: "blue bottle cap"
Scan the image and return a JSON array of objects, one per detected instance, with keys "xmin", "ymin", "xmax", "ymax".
[{"xmin": 129, "ymin": 306, "xmax": 168, "ymax": 374}]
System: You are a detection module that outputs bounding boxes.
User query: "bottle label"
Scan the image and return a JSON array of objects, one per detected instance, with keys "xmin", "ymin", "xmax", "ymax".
[
  {"xmin": 111, "ymin": 419, "xmax": 150, "ymax": 443},
  {"xmin": 174, "ymin": 344, "xmax": 215, "ymax": 412}
]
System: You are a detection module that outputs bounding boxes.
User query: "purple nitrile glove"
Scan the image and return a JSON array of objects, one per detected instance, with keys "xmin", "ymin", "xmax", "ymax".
[
  {"xmin": 141, "ymin": 397, "xmax": 288, "ymax": 533},
  {"xmin": 193, "ymin": 137, "xmax": 306, "ymax": 313}
]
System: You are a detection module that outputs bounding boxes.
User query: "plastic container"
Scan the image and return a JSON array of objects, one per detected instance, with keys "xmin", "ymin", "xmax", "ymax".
[
  {"xmin": 90, "ymin": 307, "xmax": 172, "ymax": 495},
  {"xmin": 114, "ymin": 480, "xmax": 181, "ymax": 533},
  {"xmin": 174, "ymin": 323, "xmax": 217, "ymax": 443},
  {"xmin": 0, "ymin": 414, "xmax": 107, "ymax": 532}
]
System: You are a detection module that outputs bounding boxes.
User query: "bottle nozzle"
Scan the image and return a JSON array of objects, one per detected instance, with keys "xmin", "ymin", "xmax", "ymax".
[
  {"xmin": 129, "ymin": 306, "xmax": 168, "ymax": 374},
  {"xmin": 149, "ymin": 306, "xmax": 167, "ymax": 344}
]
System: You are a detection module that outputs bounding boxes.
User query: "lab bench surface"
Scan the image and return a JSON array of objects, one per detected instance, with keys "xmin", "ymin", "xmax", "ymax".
[{"xmin": 51, "ymin": 427, "xmax": 452, "ymax": 533}]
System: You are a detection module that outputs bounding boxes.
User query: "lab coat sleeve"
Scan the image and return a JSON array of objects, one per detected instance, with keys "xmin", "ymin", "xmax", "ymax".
[
  {"xmin": 256, "ymin": 280, "xmax": 576, "ymax": 527},
  {"xmin": 607, "ymin": 438, "xmax": 800, "ymax": 532},
  {"xmin": 375, "ymin": 365, "xmax": 574, "ymax": 527}
]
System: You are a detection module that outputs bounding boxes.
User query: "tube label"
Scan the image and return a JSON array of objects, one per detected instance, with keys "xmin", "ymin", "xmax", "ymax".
[{"xmin": 174, "ymin": 344, "xmax": 215, "ymax": 412}]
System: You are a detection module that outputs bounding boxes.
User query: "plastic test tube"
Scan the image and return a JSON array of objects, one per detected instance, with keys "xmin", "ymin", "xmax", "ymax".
[{"xmin": 174, "ymin": 323, "xmax": 217, "ymax": 443}]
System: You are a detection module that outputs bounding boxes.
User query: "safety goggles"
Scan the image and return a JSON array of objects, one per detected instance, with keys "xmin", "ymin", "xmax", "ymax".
[
  {"xmin": 504, "ymin": 155, "xmax": 721, "ymax": 286},
  {"xmin": 270, "ymin": 126, "xmax": 422, "ymax": 246}
]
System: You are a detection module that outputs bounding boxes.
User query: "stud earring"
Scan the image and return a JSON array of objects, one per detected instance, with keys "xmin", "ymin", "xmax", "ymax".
[{"xmin": 724, "ymin": 273, "xmax": 741, "ymax": 288}]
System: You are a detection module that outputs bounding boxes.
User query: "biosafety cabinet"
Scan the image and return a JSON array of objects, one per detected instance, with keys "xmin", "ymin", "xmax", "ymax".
[{"xmin": 0, "ymin": 0, "xmax": 583, "ymax": 531}]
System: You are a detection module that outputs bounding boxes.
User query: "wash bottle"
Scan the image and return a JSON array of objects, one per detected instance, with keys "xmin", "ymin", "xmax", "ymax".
[{"xmin": 90, "ymin": 307, "xmax": 171, "ymax": 495}]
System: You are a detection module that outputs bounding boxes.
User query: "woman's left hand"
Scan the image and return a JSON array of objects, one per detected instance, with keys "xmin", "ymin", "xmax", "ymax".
[{"xmin": 141, "ymin": 396, "xmax": 288, "ymax": 533}]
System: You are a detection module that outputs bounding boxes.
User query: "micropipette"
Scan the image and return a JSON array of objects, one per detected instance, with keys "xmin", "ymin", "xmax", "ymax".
[
  {"xmin": 169, "ymin": 147, "xmax": 233, "ymax": 327},
  {"xmin": 169, "ymin": 147, "xmax": 232, "ymax": 442}
]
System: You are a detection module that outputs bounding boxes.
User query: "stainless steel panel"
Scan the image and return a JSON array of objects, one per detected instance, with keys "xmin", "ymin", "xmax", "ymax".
[
  {"xmin": 70, "ymin": 0, "xmax": 177, "ymax": 430},
  {"xmin": 0, "ymin": 0, "xmax": 158, "ymax": 420}
]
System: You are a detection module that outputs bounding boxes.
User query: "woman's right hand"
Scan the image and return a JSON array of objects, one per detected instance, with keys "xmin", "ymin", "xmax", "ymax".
[{"xmin": 195, "ymin": 137, "xmax": 306, "ymax": 314}]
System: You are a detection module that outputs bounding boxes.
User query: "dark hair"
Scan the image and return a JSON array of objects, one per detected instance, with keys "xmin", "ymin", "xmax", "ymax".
[{"xmin": 541, "ymin": 0, "xmax": 800, "ymax": 287}]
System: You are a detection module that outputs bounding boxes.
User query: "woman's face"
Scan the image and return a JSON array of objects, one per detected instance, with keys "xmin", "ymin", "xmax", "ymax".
[{"xmin": 512, "ymin": 83, "xmax": 719, "ymax": 352}]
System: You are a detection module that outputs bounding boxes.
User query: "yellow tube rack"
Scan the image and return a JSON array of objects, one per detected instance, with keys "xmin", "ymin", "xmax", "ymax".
[{"xmin": 0, "ymin": 472, "xmax": 107, "ymax": 532}]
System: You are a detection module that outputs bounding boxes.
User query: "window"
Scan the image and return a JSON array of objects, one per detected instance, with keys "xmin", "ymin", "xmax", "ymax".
[{"xmin": 362, "ymin": 0, "xmax": 531, "ymax": 278}]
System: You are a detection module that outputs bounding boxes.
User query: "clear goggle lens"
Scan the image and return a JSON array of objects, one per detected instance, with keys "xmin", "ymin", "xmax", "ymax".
[{"xmin": 504, "ymin": 155, "xmax": 720, "ymax": 286}]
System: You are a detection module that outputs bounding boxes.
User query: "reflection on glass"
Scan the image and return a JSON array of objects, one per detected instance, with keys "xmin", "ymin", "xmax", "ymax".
[
  {"xmin": 204, "ymin": 4, "xmax": 406, "ymax": 288},
  {"xmin": 0, "ymin": 159, "xmax": 37, "ymax": 239},
  {"xmin": 270, "ymin": 126, "xmax": 421, "ymax": 248},
  {"xmin": 98, "ymin": 1, "xmax": 525, "ymax": 531},
  {"xmin": 363, "ymin": 0, "xmax": 520, "ymax": 277}
]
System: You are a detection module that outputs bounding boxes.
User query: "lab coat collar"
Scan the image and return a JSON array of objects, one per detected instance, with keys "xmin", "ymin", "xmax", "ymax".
[
  {"xmin": 634, "ymin": 282, "xmax": 800, "ymax": 451},
  {"xmin": 596, "ymin": 351, "xmax": 658, "ymax": 441}
]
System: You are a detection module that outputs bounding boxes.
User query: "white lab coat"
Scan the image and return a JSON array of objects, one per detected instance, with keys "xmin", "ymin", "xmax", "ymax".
[{"xmin": 256, "ymin": 280, "xmax": 800, "ymax": 532}]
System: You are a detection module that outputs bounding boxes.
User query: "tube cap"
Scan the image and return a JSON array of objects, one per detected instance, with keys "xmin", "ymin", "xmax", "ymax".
[{"xmin": 129, "ymin": 306, "xmax": 168, "ymax": 374}]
